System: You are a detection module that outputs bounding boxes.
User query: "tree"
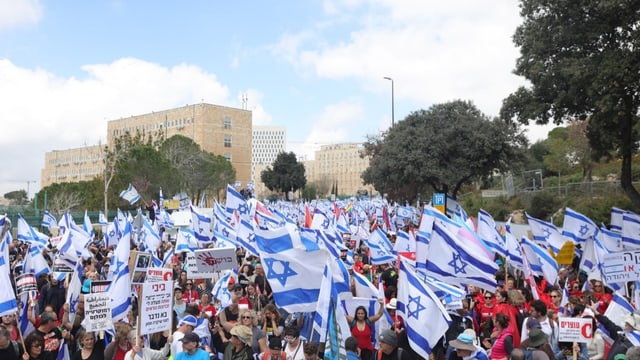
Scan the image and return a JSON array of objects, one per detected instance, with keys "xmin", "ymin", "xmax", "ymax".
[
  {"xmin": 362, "ymin": 100, "xmax": 527, "ymax": 200},
  {"xmin": 4, "ymin": 190, "xmax": 28, "ymax": 205},
  {"xmin": 261, "ymin": 152, "xmax": 307, "ymax": 197},
  {"xmin": 501, "ymin": 0, "xmax": 640, "ymax": 207}
]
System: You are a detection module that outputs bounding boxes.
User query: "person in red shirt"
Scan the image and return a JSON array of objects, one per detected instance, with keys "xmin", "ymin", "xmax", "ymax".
[
  {"xmin": 182, "ymin": 281, "xmax": 199, "ymax": 304},
  {"xmin": 592, "ymin": 280, "xmax": 612, "ymax": 313}
]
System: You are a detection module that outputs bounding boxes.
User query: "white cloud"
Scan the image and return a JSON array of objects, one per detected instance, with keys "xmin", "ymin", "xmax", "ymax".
[
  {"xmin": 289, "ymin": 101, "xmax": 364, "ymax": 160},
  {"xmin": 0, "ymin": 0, "xmax": 42, "ymax": 30},
  {"xmin": 0, "ymin": 58, "xmax": 232, "ymax": 196},
  {"xmin": 277, "ymin": 0, "xmax": 524, "ymax": 118}
]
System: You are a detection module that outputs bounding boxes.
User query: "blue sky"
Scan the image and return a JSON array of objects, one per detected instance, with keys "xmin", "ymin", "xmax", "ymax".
[{"xmin": 0, "ymin": 0, "xmax": 556, "ymax": 197}]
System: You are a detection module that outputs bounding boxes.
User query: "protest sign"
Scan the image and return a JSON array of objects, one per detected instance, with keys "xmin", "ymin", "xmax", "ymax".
[
  {"xmin": 146, "ymin": 268, "xmax": 173, "ymax": 282},
  {"xmin": 130, "ymin": 251, "xmax": 152, "ymax": 284},
  {"xmin": 52, "ymin": 258, "xmax": 74, "ymax": 273},
  {"xmin": 139, "ymin": 280, "xmax": 173, "ymax": 335},
  {"xmin": 185, "ymin": 252, "xmax": 216, "ymax": 279},
  {"xmin": 602, "ymin": 251, "xmax": 640, "ymax": 283},
  {"xmin": 84, "ymin": 293, "xmax": 112, "ymax": 332},
  {"xmin": 194, "ymin": 247, "xmax": 237, "ymax": 274},
  {"xmin": 90, "ymin": 280, "xmax": 111, "ymax": 293},
  {"xmin": 16, "ymin": 274, "xmax": 37, "ymax": 296},
  {"xmin": 558, "ymin": 317, "xmax": 592, "ymax": 343}
]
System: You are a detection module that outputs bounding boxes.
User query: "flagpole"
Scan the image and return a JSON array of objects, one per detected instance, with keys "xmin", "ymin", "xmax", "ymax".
[{"xmin": 15, "ymin": 308, "xmax": 27, "ymax": 355}]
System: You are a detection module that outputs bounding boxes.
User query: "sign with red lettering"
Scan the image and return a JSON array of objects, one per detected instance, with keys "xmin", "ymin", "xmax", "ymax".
[
  {"xmin": 602, "ymin": 251, "xmax": 640, "ymax": 283},
  {"xmin": 194, "ymin": 247, "xmax": 237, "ymax": 274},
  {"xmin": 140, "ymin": 280, "xmax": 173, "ymax": 335},
  {"xmin": 146, "ymin": 268, "xmax": 173, "ymax": 282},
  {"xmin": 558, "ymin": 317, "xmax": 592, "ymax": 343}
]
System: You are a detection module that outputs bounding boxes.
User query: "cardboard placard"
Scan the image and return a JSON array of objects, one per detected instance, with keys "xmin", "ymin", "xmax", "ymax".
[
  {"xmin": 84, "ymin": 293, "xmax": 112, "ymax": 332},
  {"xmin": 16, "ymin": 274, "xmax": 37, "ymax": 296},
  {"xmin": 194, "ymin": 247, "xmax": 237, "ymax": 274},
  {"xmin": 139, "ymin": 280, "xmax": 173, "ymax": 335},
  {"xmin": 558, "ymin": 317, "xmax": 592, "ymax": 343}
]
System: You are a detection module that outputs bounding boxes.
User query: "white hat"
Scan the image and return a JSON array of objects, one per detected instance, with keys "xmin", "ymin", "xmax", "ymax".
[{"xmin": 386, "ymin": 298, "xmax": 397, "ymax": 310}]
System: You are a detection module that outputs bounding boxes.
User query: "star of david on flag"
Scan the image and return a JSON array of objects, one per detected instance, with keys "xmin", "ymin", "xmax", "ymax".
[
  {"xmin": 255, "ymin": 226, "xmax": 330, "ymax": 312},
  {"xmin": 397, "ymin": 258, "xmax": 451, "ymax": 359}
]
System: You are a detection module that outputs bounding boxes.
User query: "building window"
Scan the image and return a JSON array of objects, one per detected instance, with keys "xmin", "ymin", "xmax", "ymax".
[
  {"xmin": 224, "ymin": 135, "xmax": 232, "ymax": 147},
  {"xmin": 224, "ymin": 153, "xmax": 232, "ymax": 162},
  {"xmin": 224, "ymin": 116, "xmax": 232, "ymax": 129}
]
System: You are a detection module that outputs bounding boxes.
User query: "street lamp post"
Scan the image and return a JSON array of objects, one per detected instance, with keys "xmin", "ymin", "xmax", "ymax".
[{"xmin": 383, "ymin": 77, "xmax": 395, "ymax": 127}]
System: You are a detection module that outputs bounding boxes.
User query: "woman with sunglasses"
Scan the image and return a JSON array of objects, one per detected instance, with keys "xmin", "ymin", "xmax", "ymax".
[
  {"xmin": 240, "ymin": 310, "xmax": 267, "ymax": 354},
  {"xmin": 183, "ymin": 281, "xmax": 199, "ymax": 305}
]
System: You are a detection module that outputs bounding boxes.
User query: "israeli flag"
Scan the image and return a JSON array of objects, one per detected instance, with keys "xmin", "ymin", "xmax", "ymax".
[
  {"xmin": 42, "ymin": 211, "xmax": 57, "ymax": 229},
  {"xmin": 521, "ymin": 237, "xmax": 559, "ymax": 286},
  {"xmin": 119, "ymin": 183, "xmax": 141, "ymax": 204},
  {"xmin": 477, "ymin": 209, "xmax": 507, "ymax": 257},
  {"xmin": 562, "ymin": 207, "xmax": 598, "ymax": 245},
  {"xmin": 622, "ymin": 211, "xmax": 640, "ymax": 249},
  {"xmin": 611, "ymin": 207, "xmax": 624, "ymax": 233},
  {"xmin": 526, "ymin": 213, "xmax": 566, "ymax": 254},
  {"xmin": 255, "ymin": 226, "xmax": 330, "ymax": 312},
  {"xmin": 398, "ymin": 259, "xmax": 451, "ymax": 359}
]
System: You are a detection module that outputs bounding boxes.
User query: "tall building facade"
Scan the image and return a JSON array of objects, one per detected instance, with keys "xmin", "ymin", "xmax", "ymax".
[
  {"xmin": 41, "ymin": 103, "xmax": 252, "ymax": 189},
  {"xmin": 41, "ymin": 145, "xmax": 104, "ymax": 187},
  {"xmin": 251, "ymin": 126, "xmax": 286, "ymax": 197},
  {"xmin": 306, "ymin": 143, "xmax": 372, "ymax": 197}
]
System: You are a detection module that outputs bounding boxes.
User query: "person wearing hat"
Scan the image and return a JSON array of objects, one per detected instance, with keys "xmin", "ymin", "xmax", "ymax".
[
  {"xmin": 374, "ymin": 329, "xmax": 412, "ymax": 360},
  {"xmin": 171, "ymin": 315, "xmax": 198, "ymax": 356},
  {"xmin": 518, "ymin": 318, "xmax": 555, "ymax": 360},
  {"xmin": 223, "ymin": 324, "xmax": 254, "ymax": 360},
  {"xmin": 257, "ymin": 336, "xmax": 286, "ymax": 360},
  {"xmin": 589, "ymin": 301, "xmax": 638, "ymax": 360},
  {"xmin": 450, "ymin": 332, "xmax": 488, "ymax": 360},
  {"xmin": 523, "ymin": 329, "xmax": 550, "ymax": 360},
  {"xmin": 175, "ymin": 332, "xmax": 209, "ymax": 360},
  {"xmin": 346, "ymin": 299, "xmax": 385, "ymax": 360}
]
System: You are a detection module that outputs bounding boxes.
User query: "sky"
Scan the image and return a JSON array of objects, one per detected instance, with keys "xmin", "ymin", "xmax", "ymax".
[{"xmin": 0, "ymin": 0, "xmax": 557, "ymax": 198}]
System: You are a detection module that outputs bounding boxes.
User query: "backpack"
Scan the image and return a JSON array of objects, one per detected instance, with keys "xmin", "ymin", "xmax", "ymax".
[{"xmin": 263, "ymin": 352, "xmax": 287, "ymax": 360}]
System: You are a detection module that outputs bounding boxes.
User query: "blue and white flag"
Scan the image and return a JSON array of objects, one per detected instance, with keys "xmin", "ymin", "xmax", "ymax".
[
  {"xmin": 42, "ymin": 211, "xmax": 57, "ymax": 230},
  {"xmin": 235, "ymin": 218, "xmax": 259, "ymax": 256},
  {"xmin": 562, "ymin": 207, "xmax": 598, "ymax": 245},
  {"xmin": 18, "ymin": 292, "xmax": 35, "ymax": 337},
  {"xmin": 611, "ymin": 207, "xmax": 624, "ymax": 233},
  {"xmin": 0, "ymin": 218, "xmax": 17, "ymax": 317},
  {"xmin": 225, "ymin": 184, "xmax": 250, "ymax": 219},
  {"xmin": 425, "ymin": 276, "xmax": 466, "ymax": 301},
  {"xmin": 83, "ymin": 210, "xmax": 94, "ymax": 239},
  {"xmin": 622, "ymin": 211, "xmax": 640, "ymax": 249},
  {"xmin": 56, "ymin": 339, "xmax": 70, "ymax": 360},
  {"xmin": 393, "ymin": 230, "xmax": 415, "ymax": 254},
  {"xmin": 107, "ymin": 221, "xmax": 131, "ymax": 322},
  {"xmin": 65, "ymin": 261, "xmax": 84, "ymax": 324},
  {"xmin": 190, "ymin": 205, "xmax": 213, "ymax": 243},
  {"xmin": 505, "ymin": 219, "xmax": 525, "ymax": 271},
  {"xmin": 23, "ymin": 244, "xmax": 51, "ymax": 278},
  {"xmin": 352, "ymin": 270, "xmax": 379, "ymax": 299},
  {"xmin": 211, "ymin": 270, "xmax": 233, "ymax": 308},
  {"xmin": 526, "ymin": 213, "xmax": 566, "ymax": 254},
  {"xmin": 477, "ymin": 209, "xmax": 507, "ymax": 257},
  {"xmin": 17, "ymin": 215, "xmax": 49, "ymax": 248},
  {"xmin": 310, "ymin": 207, "xmax": 333, "ymax": 231},
  {"xmin": 598, "ymin": 227, "xmax": 623, "ymax": 253},
  {"xmin": 255, "ymin": 226, "xmax": 331, "ymax": 312},
  {"xmin": 364, "ymin": 228, "xmax": 395, "ymax": 265},
  {"xmin": 521, "ymin": 237, "xmax": 559, "ymax": 286},
  {"xmin": 398, "ymin": 259, "xmax": 451, "ymax": 359},
  {"xmin": 119, "ymin": 183, "xmax": 141, "ymax": 204},
  {"xmin": 176, "ymin": 228, "xmax": 198, "ymax": 253},
  {"xmin": 138, "ymin": 216, "xmax": 161, "ymax": 253},
  {"xmin": 426, "ymin": 222, "xmax": 498, "ymax": 291}
]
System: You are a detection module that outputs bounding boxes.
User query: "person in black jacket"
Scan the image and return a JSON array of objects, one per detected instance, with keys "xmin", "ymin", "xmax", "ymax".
[{"xmin": 37, "ymin": 276, "xmax": 65, "ymax": 316}]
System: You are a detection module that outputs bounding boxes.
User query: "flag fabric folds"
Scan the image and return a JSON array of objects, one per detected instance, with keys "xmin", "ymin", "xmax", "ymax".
[
  {"xmin": 397, "ymin": 259, "xmax": 451, "ymax": 359},
  {"xmin": 119, "ymin": 183, "xmax": 141, "ymax": 204},
  {"xmin": 255, "ymin": 226, "xmax": 330, "ymax": 312}
]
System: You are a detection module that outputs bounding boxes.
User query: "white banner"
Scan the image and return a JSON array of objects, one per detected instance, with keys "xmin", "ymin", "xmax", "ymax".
[
  {"xmin": 84, "ymin": 293, "xmax": 112, "ymax": 332},
  {"xmin": 558, "ymin": 317, "xmax": 592, "ymax": 343},
  {"xmin": 602, "ymin": 251, "xmax": 640, "ymax": 283},
  {"xmin": 194, "ymin": 247, "xmax": 237, "ymax": 273},
  {"xmin": 185, "ymin": 252, "xmax": 216, "ymax": 279},
  {"xmin": 140, "ymin": 280, "xmax": 173, "ymax": 335},
  {"xmin": 146, "ymin": 268, "xmax": 173, "ymax": 282}
]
